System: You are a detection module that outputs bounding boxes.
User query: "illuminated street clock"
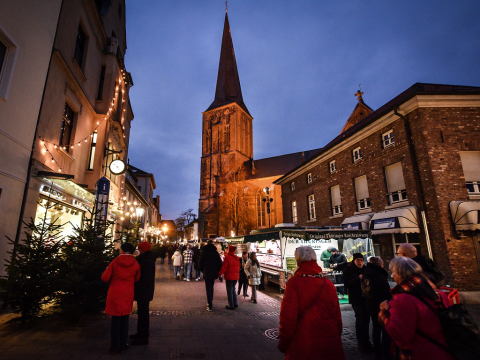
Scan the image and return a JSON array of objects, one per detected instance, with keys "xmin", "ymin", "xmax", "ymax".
[{"xmin": 109, "ymin": 159, "xmax": 126, "ymax": 175}]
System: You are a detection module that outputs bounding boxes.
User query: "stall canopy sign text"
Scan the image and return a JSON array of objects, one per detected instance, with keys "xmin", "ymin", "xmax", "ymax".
[{"xmin": 308, "ymin": 231, "xmax": 369, "ymax": 239}]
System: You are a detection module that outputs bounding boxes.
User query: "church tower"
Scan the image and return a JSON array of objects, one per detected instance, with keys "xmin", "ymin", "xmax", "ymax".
[{"xmin": 198, "ymin": 10, "xmax": 253, "ymax": 238}]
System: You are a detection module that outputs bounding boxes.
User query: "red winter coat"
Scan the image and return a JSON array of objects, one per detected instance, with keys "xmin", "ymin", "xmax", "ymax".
[
  {"xmin": 278, "ymin": 260, "xmax": 345, "ymax": 360},
  {"xmin": 101, "ymin": 254, "xmax": 141, "ymax": 316},
  {"xmin": 218, "ymin": 251, "xmax": 240, "ymax": 281},
  {"xmin": 383, "ymin": 291, "xmax": 455, "ymax": 360}
]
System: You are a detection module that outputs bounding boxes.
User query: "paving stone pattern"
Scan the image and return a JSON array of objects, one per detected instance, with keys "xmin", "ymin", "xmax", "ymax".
[{"xmin": 0, "ymin": 262, "xmax": 375, "ymax": 360}]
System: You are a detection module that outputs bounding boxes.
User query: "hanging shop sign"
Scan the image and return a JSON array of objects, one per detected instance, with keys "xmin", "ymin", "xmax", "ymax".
[{"xmin": 94, "ymin": 177, "xmax": 110, "ymax": 232}]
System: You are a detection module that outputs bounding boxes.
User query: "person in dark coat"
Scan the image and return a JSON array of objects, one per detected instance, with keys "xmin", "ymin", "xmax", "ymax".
[
  {"xmin": 343, "ymin": 253, "xmax": 372, "ymax": 354},
  {"xmin": 158, "ymin": 245, "xmax": 167, "ymax": 264},
  {"xmin": 101, "ymin": 242, "xmax": 140, "ymax": 354},
  {"xmin": 237, "ymin": 251, "xmax": 249, "ymax": 297},
  {"xmin": 199, "ymin": 240, "xmax": 223, "ymax": 311},
  {"xmin": 329, "ymin": 248, "xmax": 347, "ymax": 298},
  {"xmin": 362, "ymin": 256, "xmax": 392, "ymax": 360},
  {"xmin": 397, "ymin": 243, "xmax": 445, "ymax": 286},
  {"xmin": 130, "ymin": 241, "xmax": 156, "ymax": 346},
  {"xmin": 193, "ymin": 247, "xmax": 202, "ymax": 281},
  {"xmin": 166, "ymin": 245, "xmax": 174, "ymax": 264}
]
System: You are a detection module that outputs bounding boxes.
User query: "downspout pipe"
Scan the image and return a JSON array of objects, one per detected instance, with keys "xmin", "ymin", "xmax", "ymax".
[{"xmin": 393, "ymin": 107, "xmax": 433, "ymax": 260}]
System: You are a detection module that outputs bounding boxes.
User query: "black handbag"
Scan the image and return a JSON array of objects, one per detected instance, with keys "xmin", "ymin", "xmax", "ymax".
[{"xmin": 413, "ymin": 294, "xmax": 480, "ymax": 360}]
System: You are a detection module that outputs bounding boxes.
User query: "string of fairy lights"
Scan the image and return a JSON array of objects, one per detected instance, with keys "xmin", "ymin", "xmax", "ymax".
[{"xmin": 38, "ymin": 69, "xmax": 130, "ymax": 173}]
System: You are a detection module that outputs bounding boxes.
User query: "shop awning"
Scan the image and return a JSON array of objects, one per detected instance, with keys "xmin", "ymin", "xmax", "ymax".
[
  {"xmin": 341, "ymin": 213, "xmax": 374, "ymax": 230},
  {"xmin": 450, "ymin": 201, "xmax": 480, "ymax": 231},
  {"xmin": 370, "ymin": 206, "xmax": 420, "ymax": 235},
  {"xmin": 38, "ymin": 176, "xmax": 94, "ymax": 204}
]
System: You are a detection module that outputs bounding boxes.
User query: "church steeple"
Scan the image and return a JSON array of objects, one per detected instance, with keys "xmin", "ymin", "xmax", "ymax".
[{"xmin": 206, "ymin": 12, "xmax": 250, "ymax": 116}]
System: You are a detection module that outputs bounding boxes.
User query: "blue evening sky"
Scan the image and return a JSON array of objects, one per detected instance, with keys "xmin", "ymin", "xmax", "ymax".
[{"xmin": 124, "ymin": 0, "xmax": 480, "ymax": 220}]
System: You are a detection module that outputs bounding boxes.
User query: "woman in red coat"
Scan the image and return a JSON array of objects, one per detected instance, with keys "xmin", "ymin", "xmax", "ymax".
[
  {"xmin": 218, "ymin": 245, "xmax": 240, "ymax": 309},
  {"xmin": 278, "ymin": 246, "xmax": 345, "ymax": 360},
  {"xmin": 379, "ymin": 256, "xmax": 455, "ymax": 360},
  {"xmin": 101, "ymin": 243, "xmax": 141, "ymax": 354}
]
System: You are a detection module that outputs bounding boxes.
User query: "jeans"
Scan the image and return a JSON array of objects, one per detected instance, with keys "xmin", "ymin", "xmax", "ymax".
[
  {"xmin": 205, "ymin": 279, "xmax": 215, "ymax": 308},
  {"xmin": 370, "ymin": 309, "xmax": 391, "ymax": 359},
  {"xmin": 335, "ymin": 274, "xmax": 344, "ymax": 295},
  {"xmin": 195, "ymin": 268, "xmax": 201, "ymax": 279},
  {"xmin": 174, "ymin": 266, "xmax": 181, "ymax": 277},
  {"xmin": 184, "ymin": 262, "xmax": 192, "ymax": 279},
  {"xmin": 352, "ymin": 303, "xmax": 371, "ymax": 347},
  {"xmin": 226, "ymin": 280, "xmax": 238, "ymax": 308},
  {"xmin": 238, "ymin": 281, "xmax": 248, "ymax": 295},
  {"xmin": 136, "ymin": 300, "xmax": 150, "ymax": 339},
  {"xmin": 111, "ymin": 315, "xmax": 129, "ymax": 350}
]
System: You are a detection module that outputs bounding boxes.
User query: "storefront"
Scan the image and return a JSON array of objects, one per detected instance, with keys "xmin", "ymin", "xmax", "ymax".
[{"xmin": 34, "ymin": 176, "xmax": 94, "ymax": 240}]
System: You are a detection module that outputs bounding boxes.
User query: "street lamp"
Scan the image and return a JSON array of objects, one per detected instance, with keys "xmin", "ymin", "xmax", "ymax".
[
  {"xmin": 118, "ymin": 198, "xmax": 144, "ymax": 244},
  {"xmin": 262, "ymin": 187, "xmax": 274, "ymax": 228}
]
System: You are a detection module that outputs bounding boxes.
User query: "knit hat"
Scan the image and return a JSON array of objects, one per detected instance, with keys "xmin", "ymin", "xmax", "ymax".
[
  {"xmin": 352, "ymin": 253, "xmax": 364, "ymax": 260},
  {"xmin": 228, "ymin": 245, "xmax": 236, "ymax": 253},
  {"xmin": 138, "ymin": 241, "xmax": 151, "ymax": 252},
  {"xmin": 331, "ymin": 248, "xmax": 338, "ymax": 252},
  {"xmin": 121, "ymin": 242, "xmax": 135, "ymax": 254}
]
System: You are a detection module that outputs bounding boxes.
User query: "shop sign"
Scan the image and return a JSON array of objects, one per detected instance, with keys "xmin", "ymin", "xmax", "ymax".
[
  {"xmin": 286, "ymin": 257, "xmax": 297, "ymax": 271},
  {"xmin": 40, "ymin": 185, "xmax": 66, "ymax": 201},
  {"xmin": 307, "ymin": 231, "xmax": 370, "ymax": 240},
  {"xmin": 94, "ymin": 177, "xmax": 110, "ymax": 234},
  {"xmin": 373, "ymin": 218, "xmax": 396, "ymax": 229}
]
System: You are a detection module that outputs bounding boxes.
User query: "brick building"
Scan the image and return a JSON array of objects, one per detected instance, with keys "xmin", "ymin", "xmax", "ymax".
[
  {"xmin": 275, "ymin": 83, "xmax": 480, "ymax": 291},
  {"xmin": 198, "ymin": 11, "xmax": 319, "ymax": 238}
]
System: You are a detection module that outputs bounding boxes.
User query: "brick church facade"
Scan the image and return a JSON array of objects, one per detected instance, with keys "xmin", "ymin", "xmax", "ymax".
[
  {"xmin": 198, "ymin": 12, "xmax": 319, "ymax": 238},
  {"xmin": 275, "ymin": 84, "xmax": 480, "ymax": 291}
]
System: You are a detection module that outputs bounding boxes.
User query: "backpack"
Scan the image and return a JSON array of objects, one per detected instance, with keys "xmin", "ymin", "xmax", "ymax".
[{"xmin": 414, "ymin": 294, "xmax": 480, "ymax": 360}]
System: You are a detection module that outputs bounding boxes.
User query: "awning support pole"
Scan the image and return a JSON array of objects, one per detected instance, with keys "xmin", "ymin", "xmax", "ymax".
[{"xmin": 421, "ymin": 211, "xmax": 433, "ymax": 260}]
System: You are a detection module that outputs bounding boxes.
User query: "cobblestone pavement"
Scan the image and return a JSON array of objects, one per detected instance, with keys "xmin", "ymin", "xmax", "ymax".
[{"xmin": 0, "ymin": 261, "xmax": 375, "ymax": 359}]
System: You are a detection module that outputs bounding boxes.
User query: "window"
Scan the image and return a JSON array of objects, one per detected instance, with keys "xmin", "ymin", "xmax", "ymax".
[
  {"xmin": 0, "ymin": 40, "xmax": 6, "ymax": 75},
  {"xmin": 307, "ymin": 173, "xmax": 312, "ymax": 184},
  {"xmin": 291, "ymin": 182, "xmax": 295, "ymax": 191},
  {"xmin": 354, "ymin": 175, "xmax": 371, "ymax": 210},
  {"xmin": 308, "ymin": 194, "xmax": 316, "ymax": 220},
  {"xmin": 0, "ymin": 27, "xmax": 18, "ymax": 100},
  {"xmin": 385, "ymin": 162, "xmax": 407, "ymax": 204},
  {"xmin": 459, "ymin": 152, "xmax": 480, "ymax": 194},
  {"xmin": 393, "ymin": 233, "xmax": 421, "ymax": 257},
  {"xmin": 88, "ymin": 131, "xmax": 97, "ymax": 170},
  {"xmin": 292, "ymin": 201, "xmax": 298, "ymax": 223},
  {"xmin": 331, "ymin": 185, "xmax": 342, "ymax": 215},
  {"xmin": 329, "ymin": 160, "xmax": 337, "ymax": 173},
  {"xmin": 59, "ymin": 103, "xmax": 75, "ymax": 152},
  {"xmin": 74, "ymin": 25, "xmax": 86, "ymax": 68},
  {"xmin": 352, "ymin": 147, "xmax": 362, "ymax": 163},
  {"xmin": 382, "ymin": 130, "xmax": 395, "ymax": 148},
  {"xmin": 97, "ymin": 65, "xmax": 105, "ymax": 100}
]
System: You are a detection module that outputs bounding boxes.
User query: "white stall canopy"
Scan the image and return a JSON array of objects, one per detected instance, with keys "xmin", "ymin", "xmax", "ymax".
[
  {"xmin": 341, "ymin": 213, "xmax": 374, "ymax": 230},
  {"xmin": 370, "ymin": 206, "xmax": 420, "ymax": 234},
  {"xmin": 450, "ymin": 201, "xmax": 480, "ymax": 231}
]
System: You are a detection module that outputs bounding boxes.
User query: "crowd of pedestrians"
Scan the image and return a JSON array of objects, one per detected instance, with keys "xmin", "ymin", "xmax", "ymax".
[{"xmin": 100, "ymin": 239, "xmax": 475, "ymax": 360}]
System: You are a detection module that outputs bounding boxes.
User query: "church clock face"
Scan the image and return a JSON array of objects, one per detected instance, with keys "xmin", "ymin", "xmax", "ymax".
[{"xmin": 109, "ymin": 159, "xmax": 126, "ymax": 175}]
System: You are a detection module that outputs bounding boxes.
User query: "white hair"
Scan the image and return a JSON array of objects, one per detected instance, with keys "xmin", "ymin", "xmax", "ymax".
[
  {"xmin": 294, "ymin": 246, "xmax": 317, "ymax": 263},
  {"xmin": 389, "ymin": 256, "xmax": 422, "ymax": 280}
]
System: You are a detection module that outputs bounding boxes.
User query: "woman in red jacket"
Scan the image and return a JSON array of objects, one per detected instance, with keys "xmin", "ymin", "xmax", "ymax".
[
  {"xmin": 218, "ymin": 245, "xmax": 240, "ymax": 310},
  {"xmin": 379, "ymin": 256, "xmax": 455, "ymax": 360},
  {"xmin": 101, "ymin": 243, "xmax": 141, "ymax": 354},
  {"xmin": 278, "ymin": 246, "xmax": 345, "ymax": 360}
]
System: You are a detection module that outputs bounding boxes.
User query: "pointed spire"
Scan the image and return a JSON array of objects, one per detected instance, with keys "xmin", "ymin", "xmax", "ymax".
[{"xmin": 206, "ymin": 12, "xmax": 250, "ymax": 116}]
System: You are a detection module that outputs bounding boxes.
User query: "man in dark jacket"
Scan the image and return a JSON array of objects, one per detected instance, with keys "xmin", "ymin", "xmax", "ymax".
[
  {"xmin": 237, "ymin": 251, "xmax": 249, "ymax": 297},
  {"xmin": 363, "ymin": 256, "xmax": 392, "ymax": 360},
  {"xmin": 199, "ymin": 240, "xmax": 223, "ymax": 311},
  {"xmin": 397, "ymin": 243, "xmax": 445, "ymax": 286},
  {"xmin": 131, "ymin": 241, "xmax": 156, "ymax": 345},
  {"xmin": 329, "ymin": 248, "xmax": 347, "ymax": 298},
  {"xmin": 343, "ymin": 253, "xmax": 372, "ymax": 354}
]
